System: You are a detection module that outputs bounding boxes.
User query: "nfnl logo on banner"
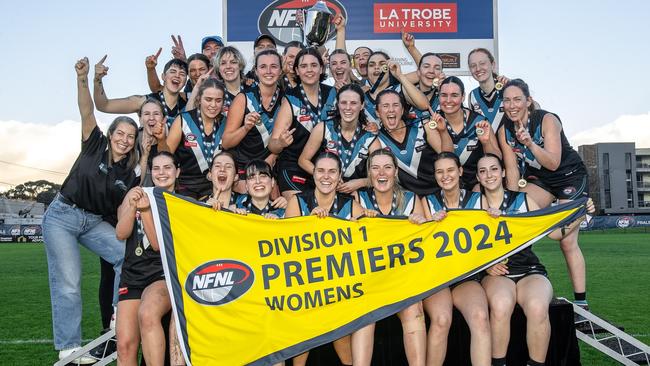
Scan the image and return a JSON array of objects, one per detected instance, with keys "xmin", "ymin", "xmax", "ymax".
[{"xmin": 223, "ymin": 0, "xmax": 497, "ymax": 75}]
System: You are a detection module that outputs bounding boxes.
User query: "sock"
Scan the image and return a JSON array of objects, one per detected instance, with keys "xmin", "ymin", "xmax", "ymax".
[
  {"xmin": 527, "ymin": 360, "xmax": 545, "ymax": 366},
  {"xmin": 574, "ymin": 292, "xmax": 587, "ymax": 302},
  {"xmin": 492, "ymin": 357, "xmax": 507, "ymax": 366}
]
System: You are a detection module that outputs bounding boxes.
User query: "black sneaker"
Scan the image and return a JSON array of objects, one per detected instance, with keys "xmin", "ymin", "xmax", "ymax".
[{"xmin": 89, "ymin": 329, "xmax": 117, "ymax": 359}]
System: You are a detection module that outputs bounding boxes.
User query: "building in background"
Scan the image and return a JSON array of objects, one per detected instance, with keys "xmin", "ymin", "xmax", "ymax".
[{"xmin": 578, "ymin": 143, "xmax": 650, "ymax": 215}]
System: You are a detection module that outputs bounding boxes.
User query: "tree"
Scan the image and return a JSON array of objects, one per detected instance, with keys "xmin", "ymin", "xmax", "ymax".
[{"xmin": 2, "ymin": 180, "xmax": 61, "ymax": 205}]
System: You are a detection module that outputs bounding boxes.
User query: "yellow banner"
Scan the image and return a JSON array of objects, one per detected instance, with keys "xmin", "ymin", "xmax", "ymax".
[{"xmin": 148, "ymin": 189, "xmax": 585, "ymax": 366}]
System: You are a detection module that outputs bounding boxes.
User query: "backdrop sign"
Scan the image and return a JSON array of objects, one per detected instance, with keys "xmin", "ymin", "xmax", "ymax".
[
  {"xmin": 224, "ymin": 0, "xmax": 497, "ymax": 74},
  {"xmin": 148, "ymin": 189, "xmax": 584, "ymax": 365}
]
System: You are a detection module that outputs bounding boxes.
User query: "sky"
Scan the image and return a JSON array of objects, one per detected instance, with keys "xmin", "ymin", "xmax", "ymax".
[{"xmin": 1, "ymin": 0, "xmax": 649, "ymax": 191}]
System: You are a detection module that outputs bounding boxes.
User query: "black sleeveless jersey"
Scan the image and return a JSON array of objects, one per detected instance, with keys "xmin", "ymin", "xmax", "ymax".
[
  {"xmin": 502, "ymin": 109, "xmax": 586, "ymax": 186},
  {"xmin": 232, "ymin": 85, "xmax": 284, "ymax": 167},
  {"xmin": 377, "ymin": 123, "xmax": 437, "ymax": 196},
  {"xmin": 296, "ymin": 190, "xmax": 354, "ymax": 220},
  {"xmin": 147, "ymin": 92, "xmax": 187, "ymax": 128},
  {"xmin": 279, "ymin": 84, "xmax": 338, "ymax": 165},
  {"xmin": 481, "ymin": 190, "xmax": 545, "ymax": 277},
  {"xmin": 174, "ymin": 110, "xmax": 226, "ymax": 197},
  {"xmin": 442, "ymin": 109, "xmax": 487, "ymax": 189},
  {"xmin": 121, "ymin": 214, "xmax": 164, "ymax": 287}
]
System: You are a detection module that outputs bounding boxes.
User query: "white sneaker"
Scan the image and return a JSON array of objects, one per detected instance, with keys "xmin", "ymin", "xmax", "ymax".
[{"xmin": 58, "ymin": 347, "xmax": 96, "ymax": 364}]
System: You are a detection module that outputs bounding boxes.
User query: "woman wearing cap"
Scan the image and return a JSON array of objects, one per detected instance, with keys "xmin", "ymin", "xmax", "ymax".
[
  {"xmin": 498, "ymin": 78, "xmax": 591, "ymax": 309},
  {"xmin": 43, "ymin": 57, "xmax": 140, "ymax": 364},
  {"xmin": 223, "ymin": 49, "xmax": 284, "ymax": 193},
  {"xmin": 269, "ymin": 47, "xmax": 339, "ymax": 199},
  {"xmin": 298, "ymin": 83, "xmax": 376, "ymax": 194},
  {"xmin": 166, "ymin": 79, "xmax": 226, "ymax": 199}
]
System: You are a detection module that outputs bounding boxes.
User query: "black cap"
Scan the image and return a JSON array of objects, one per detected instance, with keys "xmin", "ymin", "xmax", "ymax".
[{"xmin": 254, "ymin": 34, "xmax": 276, "ymax": 48}]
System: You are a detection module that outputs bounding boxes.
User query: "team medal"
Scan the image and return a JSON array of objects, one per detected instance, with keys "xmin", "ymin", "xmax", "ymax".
[
  {"xmin": 500, "ymin": 258, "xmax": 508, "ymax": 264},
  {"xmin": 432, "ymin": 77, "xmax": 441, "ymax": 88},
  {"xmin": 428, "ymin": 120, "xmax": 438, "ymax": 129},
  {"xmin": 135, "ymin": 246, "xmax": 143, "ymax": 257},
  {"xmin": 381, "ymin": 64, "xmax": 389, "ymax": 72},
  {"xmin": 518, "ymin": 178, "xmax": 528, "ymax": 188},
  {"xmin": 476, "ymin": 127, "xmax": 485, "ymax": 136},
  {"xmin": 494, "ymin": 78, "xmax": 503, "ymax": 91}
]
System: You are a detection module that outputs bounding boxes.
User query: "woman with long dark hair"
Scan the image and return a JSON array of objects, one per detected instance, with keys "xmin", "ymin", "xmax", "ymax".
[
  {"xmin": 270, "ymin": 47, "xmax": 339, "ymax": 199},
  {"xmin": 166, "ymin": 79, "xmax": 226, "ymax": 199},
  {"xmin": 421, "ymin": 152, "xmax": 489, "ymax": 366},
  {"xmin": 498, "ymin": 78, "xmax": 591, "ymax": 309},
  {"xmin": 223, "ymin": 49, "xmax": 284, "ymax": 193},
  {"xmin": 299, "ymin": 83, "xmax": 377, "ymax": 194},
  {"xmin": 285, "ymin": 152, "xmax": 362, "ymax": 366}
]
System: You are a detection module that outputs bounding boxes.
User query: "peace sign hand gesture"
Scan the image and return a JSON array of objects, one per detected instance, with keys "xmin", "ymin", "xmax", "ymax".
[{"xmin": 171, "ymin": 35, "xmax": 187, "ymax": 61}]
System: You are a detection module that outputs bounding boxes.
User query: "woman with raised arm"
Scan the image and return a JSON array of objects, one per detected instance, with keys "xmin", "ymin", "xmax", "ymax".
[
  {"xmin": 369, "ymin": 89, "xmax": 451, "ymax": 196},
  {"xmin": 420, "ymin": 152, "xmax": 489, "ymax": 366},
  {"xmin": 285, "ymin": 152, "xmax": 362, "ymax": 366},
  {"xmin": 353, "ymin": 149, "xmax": 428, "ymax": 366},
  {"xmin": 437, "ymin": 76, "xmax": 501, "ymax": 190},
  {"xmin": 165, "ymin": 79, "xmax": 226, "ymax": 199},
  {"xmin": 94, "ymin": 55, "xmax": 188, "ymax": 128},
  {"xmin": 498, "ymin": 78, "xmax": 591, "ymax": 309},
  {"xmin": 299, "ymin": 83, "xmax": 376, "ymax": 194},
  {"xmin": 269, "ymin": 47, "xmax": 339, "ymax": 199},
  {"xmin": 222, "ymin": 49, "xmax": 284, "ymax": 193},
  {"xmin": 43, "ymin": 57, "xmax": 140, "ymax": 364},
  {"xmin": 362, "ymin": 51, "xmax": 429, "ymax": 127},
  {"xmin": 467, "ymin": 48, "xmax": 510, "ymax": 131},
  {"xmin": 115, "ymin": 151, "xmax": 179, "ymax": 366}
]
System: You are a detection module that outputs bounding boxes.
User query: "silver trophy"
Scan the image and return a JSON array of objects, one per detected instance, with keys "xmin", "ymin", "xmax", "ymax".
[{"xmin": 302, "ymin": 1, "xmax": 333, "ymax": 47}]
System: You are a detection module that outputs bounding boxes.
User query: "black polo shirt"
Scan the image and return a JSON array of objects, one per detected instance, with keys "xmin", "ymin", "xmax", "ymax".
[{"xmin": 60, "ymin": 126, "xmax": 140, "ymax": 226}]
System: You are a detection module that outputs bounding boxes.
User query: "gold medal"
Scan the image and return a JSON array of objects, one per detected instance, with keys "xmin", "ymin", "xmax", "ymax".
[
  {"xmin": 518, "ymin": 178, "xmax": 528, "ymax": 188},
  {"xmin": 476, "ymin": 127, "xmax": 485, "ymax": 136},
  {"xmin": 428, "ymin": 120, "xmax": 438, "ymax": 129},
  {"xmin": 255, "ymin": 119, "xmax": 262, "ymax": 126},
  {"xmin": 381, "ymin": 64, "xmax": 388, "ymax": 72},
  {"xmin": 500, "ymin": 258, "xmax": 509, "ymax": 264},
  {"xmin": 495, "ymin": 81, "xmax": 503, "ymax": 91},
  {"xmin": 432, "ymin": 77, "xmax": 440, "ymax": 88},
  {"xmin": 135, "ymin": 247, "xmax": 143, "ymax": 257}
]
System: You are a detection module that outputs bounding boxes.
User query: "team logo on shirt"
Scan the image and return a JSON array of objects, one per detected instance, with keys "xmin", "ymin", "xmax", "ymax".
[
  {"xmin": 258, "ymin": 0, "xmax": 348, "ymax": 47},
  {"xmin": 185, "ymin": 260, "xmax": 254, "ymax": 306}
]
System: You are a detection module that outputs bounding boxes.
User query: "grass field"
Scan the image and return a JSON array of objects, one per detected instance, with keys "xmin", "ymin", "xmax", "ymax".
[{"xmin": 0, "ymin": 230, "xmax": 648, "ymax": 365}]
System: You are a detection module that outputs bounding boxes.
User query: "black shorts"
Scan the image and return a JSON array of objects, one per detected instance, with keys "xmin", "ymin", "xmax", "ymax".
[
  {"xmin": 527, "ymin": 173, "xmax": 588, "ymax": 200},
  {"xmin": 276, "ymin": 163, "xmax": 313, "ymax": 193},
  {"xmin": 504, "ymin": 267, "xmax": 548, "ymax": 284},
  {"xmin": 118, "ymin": 277, "xmax": 165, "ymax": 302}
]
